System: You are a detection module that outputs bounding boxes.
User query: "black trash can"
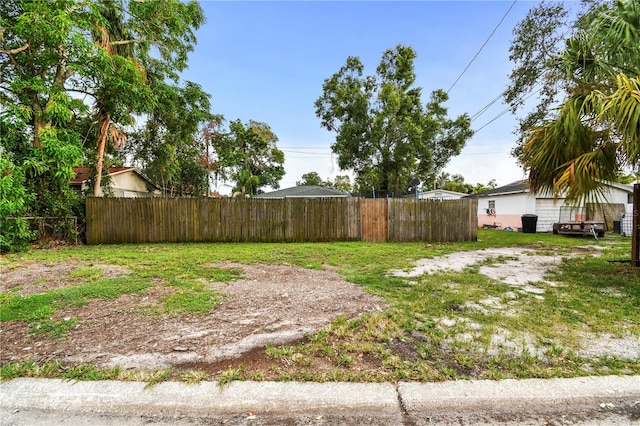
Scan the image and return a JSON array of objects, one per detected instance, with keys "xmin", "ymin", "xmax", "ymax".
[
  {"xmin": 521, "ymin": 214, "xmax": 538, "ymax": 233},
  {"xmin": 613, "ymin": 220, "xmax": 621, "ymax": 234}
]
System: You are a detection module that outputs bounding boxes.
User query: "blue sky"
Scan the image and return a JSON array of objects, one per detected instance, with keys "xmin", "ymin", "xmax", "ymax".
[{"xmin": 182, "ymin": 1, "xmax": 547, "ymax": 194}]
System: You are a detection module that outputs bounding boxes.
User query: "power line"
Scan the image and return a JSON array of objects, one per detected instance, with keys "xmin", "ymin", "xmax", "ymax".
[
  {"xmin": 280, "ymin": 146, "xmax": 331, "ymax": 149},
  {"xmin": 447, "ymin": 0, "xmax": 518, "ymax": 94},
  {"xmin": 463, "ymin": 2, "xmax": 593, "ymax": 135},
  {"xmin": 473, "ymin": 86, "xmax": 542, "ymax": 133},
  {"xmin": 458, "ymin": 151, "xmax": 510, "ymax": 156},
  {"xmin": 286, "ymin": 156, "xmax": 333, "ymax": 159},
  {"xmin": 470, "ymin": 93, "xmax": 503, "ymax": 122},
  {"xmin": 281, "ymin": 149, "xmax": 332, "ymax": 155},
  {"xmin": 473, "ymin": 108, "xmax": 511, "ymax": 133}
]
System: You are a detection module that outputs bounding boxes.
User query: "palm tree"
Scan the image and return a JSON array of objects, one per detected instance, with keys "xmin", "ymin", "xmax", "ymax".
[
  {"xmin": 520, "ymin": 0, "xmax": 639, "ymax": 263},
  {"xmin": 522, "ymin": 0, "xmax": 639, "ymax": 201},
  {"xmin": 91, "ymin": 1, "xmax": 148, "ymax": 196}
]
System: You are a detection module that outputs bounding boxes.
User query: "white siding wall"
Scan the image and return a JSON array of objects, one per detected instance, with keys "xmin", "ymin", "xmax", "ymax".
[
  {"xmin": 476, "ymin": 193, "xmax": 534, "ymax": 215},
  {"xmin": 476, "ymin": 184, "xmax": 633, "ymax": 232},
  {"xmin": 112, "ymin": 173, "xmax": 149, "ymax": 193},
  {"xmin": 535, "ymin": 199, "xmax": 564, "ymax": 232},
  {"xmin": 476, "ymin": 193, "xmax": 536, "ymax": 230},
  {"xmin": 602, "ymin": 186, "xmax": 634, "ymax": 214},
  {"xmin": 601, "ymin": 186, "xmax": 631, "ymax": 206}
]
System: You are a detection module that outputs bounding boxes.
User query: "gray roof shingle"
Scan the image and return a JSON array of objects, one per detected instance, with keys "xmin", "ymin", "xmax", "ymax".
[
  {"xmin": 254, "ymin": 185, "xmax": 349, "ymax": 199},
  {"xmin": 469, "ymin": 180, "xmax": 528, "ymax": 198}
]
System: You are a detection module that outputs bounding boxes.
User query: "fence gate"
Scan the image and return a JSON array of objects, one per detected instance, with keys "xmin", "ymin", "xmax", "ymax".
[{"xmin": 360, "ymin": 199, "xmax": 388, "ymax": 242}]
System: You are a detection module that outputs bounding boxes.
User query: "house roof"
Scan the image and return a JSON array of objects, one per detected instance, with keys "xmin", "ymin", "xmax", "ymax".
[
  {"xmin": 254, "ymin": 185, "xmax": 349, "ymax": 199},
  {"xmin": 606, "ymin": 181, "xmax": 635, "ymax": 193},
  {"xmin": 71, "ymin": 167, "xmax": 159, "ymax": 190},
  {"xmin": 470, "ymin": 180, "xmax": 529, "ymax": 198},
  {"xmin": 404, "ymin": 189, "xmax": 469, "ymax": 199},
  {"xmin": 424, "ymin": 189, "xmax": 469, "ymax": 197},
  {"xmin": 470, "ymin": 179, "xmax": 634, "ymax": 198}
]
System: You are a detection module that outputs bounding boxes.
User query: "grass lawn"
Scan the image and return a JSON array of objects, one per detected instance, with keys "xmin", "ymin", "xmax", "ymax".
[{"xmin": 1, "ymin": 230, "xmax": 638, "ymax": 383}]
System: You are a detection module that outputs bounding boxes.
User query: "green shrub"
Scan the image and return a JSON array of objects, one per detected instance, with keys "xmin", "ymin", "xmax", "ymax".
[{"xmin": 0, "ymin": 154, "xmax": 34, "ymax": 253}]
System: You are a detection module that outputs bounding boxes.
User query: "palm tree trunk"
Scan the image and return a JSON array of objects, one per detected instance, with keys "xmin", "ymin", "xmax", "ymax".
[{"xmin": 94, "ymin": 114, "xmax": 110, "ymax": 197}]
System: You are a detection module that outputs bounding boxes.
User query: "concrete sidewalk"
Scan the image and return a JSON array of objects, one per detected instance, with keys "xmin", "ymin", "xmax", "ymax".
[{"xmin": 2, "ymin": 375, "xmax": 639, "ymax": 425}]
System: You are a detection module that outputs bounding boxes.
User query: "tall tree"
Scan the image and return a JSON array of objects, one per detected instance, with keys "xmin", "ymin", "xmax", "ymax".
[
  {"xmin": 88, "ymin": 0, "xmax": 205, "ymax": 196},
  {"xmin": 503, "ymin": 0, "xmax": 569, "ymax": 157},
  {"xmin": 437, "ymin": 173, "xmax": 497, "ymax": 194},
  {"xmin": 87, "ymin": 1, "xmax": 151, "ymax": 196},
  {"xmin": 212, "ymin": 120, "xmax": 285, "ymax": 197},
  {"xmin": 1, "ymin": 0, "xmax": 86, "ymax": 231},
  {"xmin": 331, "ymin": 175, "xmax": 353, "ymax": 192},
  {"xmin": 315, "ymin": 45, "xmax": 473, "ymax": 195},
  {"xmin": 507, "ymin": 0, "xmax": 639, "ymax": 201},
  {"xmin": 296, "ymin": 171, "xmax": 324, "ymax": 186},
  {"xmin": 130, "ymin": 81, "xmax": 212, "ymax": 196},
  {"xmin": 296, "ymin": 171, "xmax": 353, "ymax": 192},
  {"xmin": 1, "ymin": 0, "xmax": 206, "ymax": 196}
]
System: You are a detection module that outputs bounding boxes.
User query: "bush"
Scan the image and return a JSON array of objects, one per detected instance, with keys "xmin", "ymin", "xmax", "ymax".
[{"xmin": 0, "ymin": 154, "xmax": 34, "ymax": 253}]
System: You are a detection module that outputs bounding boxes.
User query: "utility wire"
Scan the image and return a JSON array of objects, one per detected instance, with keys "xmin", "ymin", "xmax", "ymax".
[
  {"xmin": 473, "ymin": 108, "xmax": 511, "ymax": 133},
  {"xmin": 465, "ymin": 2, "xmax": 594, "ymax": 134},
  {"xmin": 281, "ymin": 149, "xmax": 332, "ymax": 155},
  {"xmin": 470, "ymin": 93, "xmax": 503, "ymax": 122},
  {"xmin": 280, "ymin": 146, "xmax": 331, "ymax": 149},
  {"xmin": 469, "ymin": 0, "xmax": 586, "ymax": 132},
  {"xmin": 446, "ymin": 0, "xmax": 518, "ymax": 94},
  {"xmin": 473, "ymin": 86, "xmax": 541, "ymax": 133}
]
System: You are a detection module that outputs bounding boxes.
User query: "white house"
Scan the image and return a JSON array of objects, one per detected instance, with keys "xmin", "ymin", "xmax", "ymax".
[
  {"xmin": 471, "ymin": 180, "xmax": 634, "ymax": 232},
  {"xmin": 71, "ymin": 167, "xmax": 160, "ymax": 197}
]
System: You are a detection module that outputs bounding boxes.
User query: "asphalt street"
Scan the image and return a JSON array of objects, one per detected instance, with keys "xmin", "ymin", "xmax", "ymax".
[{"xmin": 1, "ymin": 375, "xmax": 639, "ymax": 425}]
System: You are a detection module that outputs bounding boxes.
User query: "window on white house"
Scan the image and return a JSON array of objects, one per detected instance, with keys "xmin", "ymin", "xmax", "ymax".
[
  {"xmin": 488, "ymin": 200, "xmax": 495, "ymax": 209},
  {"xmin": 629, "ymin": 193, "xmax": 634, "ymax": 204}
]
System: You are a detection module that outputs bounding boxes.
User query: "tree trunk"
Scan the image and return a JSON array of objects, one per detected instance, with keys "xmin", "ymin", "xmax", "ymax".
[
  {"xmin": 31, "ymin": 100, "xmax": 47, "ymax": 147},
  {"xmin": 632, "ymin": 184, "xmax": 639, "ymax": 267},
  {"xmin": 94, "ymin": 115, "xmax": 110, "ymax": 197},
  {"xmin": 33, "ymin": 119, "xmax": 46, "ymax": 148}
]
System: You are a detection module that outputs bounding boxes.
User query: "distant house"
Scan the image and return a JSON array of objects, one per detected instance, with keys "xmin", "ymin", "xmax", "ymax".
[
  {"xmin": 71, "ymin": 167, "xmax": 160, "ymax": 198},
  {"xmin": 470, "ymin": 180, "xmax": 634, "ymax": 232},
  {"xmin": 413, "ymin": 189, "xmax": 468, "ymax": 200},
  {"xmin": 254, "ymin": 185, "xmax": 349, "ymax": 199}
]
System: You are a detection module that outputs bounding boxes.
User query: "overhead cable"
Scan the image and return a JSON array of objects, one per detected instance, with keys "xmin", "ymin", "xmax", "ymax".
[
  {"xmin": 446, "ymin": 0, "xmax": 518, "ymax": 94},
  {"xmin": 473, "ymin": 86, "xmax": 541, "ymax": 133}
]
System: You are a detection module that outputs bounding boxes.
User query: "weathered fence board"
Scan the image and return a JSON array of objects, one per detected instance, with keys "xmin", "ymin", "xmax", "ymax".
[
  {"xmin": 86, "ymin": 197, "xmax": 477, "ymax": 244},
  {"xmin": 361, "ymin": 199, "xmax": 388, "ymax": 242},
  {"xmin": 386, "ymin": 198, "xmax": 478, "ymax": 242}
]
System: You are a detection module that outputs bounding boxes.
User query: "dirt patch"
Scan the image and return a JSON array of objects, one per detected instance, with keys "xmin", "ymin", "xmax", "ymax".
[
  {"xmin": 0, "ymin": 262, "xmax": 131, "ymax": 295},
  {"xmin": 390, "ymin": 247, "xmax": 586, "ymax": 295},
  {"xmin": 0, "ymin": 262, "xmax": 386, "ymax": 371},
  {"xmin": 391, "ymin": 247, "xmax": 639, "ymax": 360},
  {"xmin": 2, "ymin": 246, "xmax": 637, "ymax": 379}
]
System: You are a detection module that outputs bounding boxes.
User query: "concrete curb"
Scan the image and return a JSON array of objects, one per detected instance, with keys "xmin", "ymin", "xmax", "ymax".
[
  {"xmin": 2, "ymin": 376, "xmax": 639, "ymax": 423},
  {"xmin": 399, "ymin": 375, "xmax": 640, "ymax": 411},
  {"xmin": 0, "ymin": 379, "xmax": 400, "ymax": 417}
]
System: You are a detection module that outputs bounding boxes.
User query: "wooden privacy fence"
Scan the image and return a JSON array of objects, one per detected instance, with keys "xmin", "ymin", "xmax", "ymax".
[{"xmin": 86, "ymin": 197, "xmax": 478, "ymax": 245}]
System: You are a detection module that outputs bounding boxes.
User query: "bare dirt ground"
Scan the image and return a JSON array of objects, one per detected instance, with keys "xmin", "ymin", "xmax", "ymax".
[
  {"xmin": 391, "ymin": 246, "xmax": 639, "ymax": 360},
  {"xmin": 2, "ymin": 246, "xmax": 638, "ymax": 378},
  {"xmin": 1, "ymin": 262, "xmax": 386, "ymax": 373}
]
